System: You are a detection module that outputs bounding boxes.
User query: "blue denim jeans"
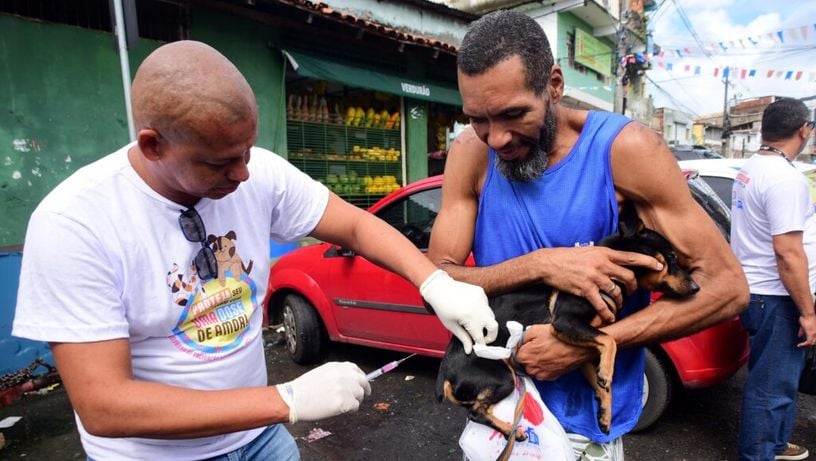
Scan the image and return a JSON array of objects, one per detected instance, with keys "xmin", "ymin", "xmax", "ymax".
[
  {"xmin": 87, "ymin": 424, "xmax": 298, "ymax": 461},
  {"xmin": 203, "ymin": 424, "xmax": 299, "ymax": 461},
  {"xmin": 737, "ymin": 294, "xmax": 806, "ymax": 461}
]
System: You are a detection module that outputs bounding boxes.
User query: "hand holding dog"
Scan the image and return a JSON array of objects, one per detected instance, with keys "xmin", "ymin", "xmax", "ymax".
[
  {"xmin": 275, "ymin": 362, "xmax": 371, "ymax": 423},
  {"xmin": 533, "ymin": 246, "xmax": 663, "ymax": 322},
  {"xmin": 420, "ymin": 269, "xmax": 499, "ymax": 354},
  {"xmin": 516, "ymin": 324, "xmax": 594, "ymax": 380}
]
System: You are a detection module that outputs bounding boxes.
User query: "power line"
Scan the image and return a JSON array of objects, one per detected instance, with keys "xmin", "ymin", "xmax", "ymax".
[
  {"xmin": 646, "ymin": 74, "xmax": 701, "ymax": 116},
  {"xmin": 668, "ymin": 0, "xmax": 713, "ymax": 59},
  {"xmin": 647, "ymin": 0, "xmax": 671, "ymax": 27}
]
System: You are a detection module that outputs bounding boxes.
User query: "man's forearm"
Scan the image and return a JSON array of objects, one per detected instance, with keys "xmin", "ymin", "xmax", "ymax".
[
  {"xmin": 439, "ymin": 251, "xmax": 544, "ymax": 297},
  {"xmin": 778, "ymin": 252, "xmax": 815, "ymax": 317},
  {"xmin": 602, "ymin": 263, "xmax": 748, "ymax": 349}
]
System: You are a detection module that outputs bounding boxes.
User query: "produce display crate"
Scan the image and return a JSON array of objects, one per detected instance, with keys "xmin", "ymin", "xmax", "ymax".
[{"xmin": 286, "ymin": 120, "xmax": 403, "ymax": 208}]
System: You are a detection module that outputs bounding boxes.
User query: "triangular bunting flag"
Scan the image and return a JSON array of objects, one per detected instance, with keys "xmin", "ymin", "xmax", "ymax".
[
  {"xmin": 767, "ymin": 70, "xmax": 775, "ymax": 78},
  {"xmin": 740, "ymin": 69, "xmax": 747, "ymax": 79},
  {"xmin": 714, "ymin": 67, "xmax": 720, "ymax": 77},
  {"xmin": 749, "ymin": 69, "xmax": 756, "ymax": 77},
  {"xmin": 777, "ymin": 30, "xmax": 785, "ymax": 43},
  {"xmin": 785, "ymin": 71, "xmax": 793, "ymax": 80},
  {"xmin": 795, "ymin": 71, "xmax": 802, "ymax": 80}
]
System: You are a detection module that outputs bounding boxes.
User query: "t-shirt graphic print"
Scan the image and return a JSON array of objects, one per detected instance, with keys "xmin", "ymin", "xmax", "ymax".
[{"xmin": 166, "ymin": 230, "xmax": 258, "ymax": 361}]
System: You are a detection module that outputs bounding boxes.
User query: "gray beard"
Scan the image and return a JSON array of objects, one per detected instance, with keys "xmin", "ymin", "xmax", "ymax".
[{"xmin": 495, "ymin": 107, "xmax": 557, "ymax": 182}]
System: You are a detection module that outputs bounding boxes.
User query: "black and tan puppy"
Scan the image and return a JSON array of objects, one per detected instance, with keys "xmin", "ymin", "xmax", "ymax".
[{"xmin": 436, "ymin": 204, "xmax": 699, "ymax": 440}]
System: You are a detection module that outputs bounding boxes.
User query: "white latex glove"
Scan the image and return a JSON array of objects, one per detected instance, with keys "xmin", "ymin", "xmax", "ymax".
[
  {"xmin": 419, "ymin": 269, "xmax": 499, "ymax": 354},
  {"xmin": 275, "ymin": 361, "xmax": 371, "ymax": 423}
]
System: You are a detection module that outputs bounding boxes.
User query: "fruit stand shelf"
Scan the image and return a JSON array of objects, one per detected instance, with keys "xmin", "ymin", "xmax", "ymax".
[{"xmin": 286, "ymin": 119, "xmax": 404, "ymax": 210}]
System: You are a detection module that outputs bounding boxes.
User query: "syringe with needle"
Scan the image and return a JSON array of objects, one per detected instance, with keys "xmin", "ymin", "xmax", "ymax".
[{"xmin": 366, "ymin": 353, "xmax": 417, "ymax": 381}]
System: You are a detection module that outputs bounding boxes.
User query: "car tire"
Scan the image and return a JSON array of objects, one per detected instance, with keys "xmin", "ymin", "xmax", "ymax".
[
  {"xmin": 632, "ymin": 348, "xmax": 673, "ymax": 432},
  {"xmin": 281, "ymin": 294, "xmax": 324, "ymax": 365}
]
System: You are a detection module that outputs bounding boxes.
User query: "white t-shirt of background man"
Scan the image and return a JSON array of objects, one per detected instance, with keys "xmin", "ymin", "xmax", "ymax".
[
  {"xmin": 13, "ymin": 144, "xmax": 328, "ymax": 461},
  {"xmin": 730, "ymin": 153, "xmax": 816, "ymax": 295}
]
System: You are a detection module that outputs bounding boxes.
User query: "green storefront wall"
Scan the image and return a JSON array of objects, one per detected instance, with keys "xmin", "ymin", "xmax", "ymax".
[
  {"xmin": 0, "ymin": 15, "xmax": 160, "ymax": 247},
  {"xmin": 0, "ymin": 9, "xmax": 287, "ymax": 247}
]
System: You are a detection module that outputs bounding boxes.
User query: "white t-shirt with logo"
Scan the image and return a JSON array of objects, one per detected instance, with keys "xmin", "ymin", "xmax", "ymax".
[
  {"xmin": 13, "ymin": 144, "xmax": 328, "ymax": 460},
  {"xmin": 731, "ymin": 153, "xmax": 816, "ymax": 295}
]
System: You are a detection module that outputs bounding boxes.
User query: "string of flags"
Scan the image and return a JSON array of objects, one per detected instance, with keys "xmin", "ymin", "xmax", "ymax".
[
  {"xmin": 654, "ymin": 23, "xmax": 816, "ymax": 57},
  {"xmin": 621, "ymin": 23, "xmax": 816, "ymax": 82}
]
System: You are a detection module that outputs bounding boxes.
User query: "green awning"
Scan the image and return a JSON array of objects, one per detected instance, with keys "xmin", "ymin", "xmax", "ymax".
[{"xmin": 283, "ymin": 49, "xmax": 462, "ymax": 106}]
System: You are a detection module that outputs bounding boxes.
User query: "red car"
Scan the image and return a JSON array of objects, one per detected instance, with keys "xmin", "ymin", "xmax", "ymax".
[{"xmin": 264, "ymin": 173, "xmax": 748, "ymax": 431}]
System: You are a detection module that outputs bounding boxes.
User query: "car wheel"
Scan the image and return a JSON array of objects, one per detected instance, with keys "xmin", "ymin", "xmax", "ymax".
[
  {"xmin": 281, "ymin": 294, "xmax": 324, "ymax": 365},
  {"xmin": 632, "ymin": 348, "xmax": 673, "ymax": 432}
]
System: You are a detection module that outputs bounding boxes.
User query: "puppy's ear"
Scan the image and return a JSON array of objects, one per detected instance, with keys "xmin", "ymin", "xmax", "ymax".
[
  {"xmin": 207, "ymin": 234, "xmax": 218, "ymax": 245},
  {"xmin": 618, "ymin": 202, "xmax": 644, "ymax": 238},
  {"xmin": 225, "ymin": 230, "xmax": 237, "ymax": 240}
]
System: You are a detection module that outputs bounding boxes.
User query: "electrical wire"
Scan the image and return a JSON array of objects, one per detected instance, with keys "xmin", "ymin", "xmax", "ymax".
[
  {"xmin": 646, "ymin": 74, "xmax": 701, "ymax": 116},
  {"xmin": 668, "ymin": 0, "xmax": 713, "ymax": 59}
]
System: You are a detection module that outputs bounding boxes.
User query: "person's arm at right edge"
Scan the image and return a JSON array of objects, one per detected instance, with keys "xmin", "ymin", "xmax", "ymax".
[{"xmin": 773, "ymin": 231, "xmax": 816, "ymax": 346}]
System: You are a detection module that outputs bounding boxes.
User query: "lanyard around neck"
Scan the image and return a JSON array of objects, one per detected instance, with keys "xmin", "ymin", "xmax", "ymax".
[{"xmin": 759, "ymin": 144, "xmax": 793, "ymax": 165}]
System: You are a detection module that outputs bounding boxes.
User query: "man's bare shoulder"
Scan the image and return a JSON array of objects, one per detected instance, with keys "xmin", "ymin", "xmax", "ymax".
[
  {"xmin": 445, "ymin": 125, "xmax": 489, "ymax": 195},
  {"xmin": 450, "ymin": 125, "xmax": 487, "ymax": 152},
  {"xmin": 610, "ymin": 121, "xmax": 677, "ymax": 170}
]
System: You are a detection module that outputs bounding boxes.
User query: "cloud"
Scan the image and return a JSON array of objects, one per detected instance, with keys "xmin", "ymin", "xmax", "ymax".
[
  {"xmin": 646, "ymin": 0, "xmax": 815, "ymax": 115},
  {"xmin": 670, "ymin": 0, "xmax": 734, "ymax": 9}
]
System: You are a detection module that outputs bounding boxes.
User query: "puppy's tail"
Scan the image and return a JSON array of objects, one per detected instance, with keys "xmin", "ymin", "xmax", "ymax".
[{"xmin": 242, "ymin": 260, "xmax": 254, "ymax": 275}]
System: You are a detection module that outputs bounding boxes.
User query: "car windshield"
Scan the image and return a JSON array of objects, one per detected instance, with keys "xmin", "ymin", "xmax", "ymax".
[
  {"xmin": 700, "ymin": 175, "xmax": 734, "ymax": 209},
  {"xmin": 687, "ymin": 174, "xmax": 731, "ymax": 241},
  {"xmin": 672, "ymin": 149, "xmax": 703, "ymax": 161},
  {"xmin": 375, "ymin": 187, "xmax": 441, "ymax": 250},
  {"xmin": 700, "ymin": 150, "xmax": 723, "ymax": 159}
]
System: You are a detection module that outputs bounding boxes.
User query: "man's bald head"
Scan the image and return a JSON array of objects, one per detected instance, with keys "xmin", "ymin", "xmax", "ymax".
[{"xmin": 131, "ymin": 41, "xmax": 257, "ymax": 143}]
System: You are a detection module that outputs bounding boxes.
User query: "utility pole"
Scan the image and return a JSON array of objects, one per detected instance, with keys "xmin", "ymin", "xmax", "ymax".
[
  {"xmin": 614, "ymin": 0, "xmax": 630, "ymax": 115},
  {"xmin": 721, "ymin": 70, "xmax": 731, "ymax": 157}
]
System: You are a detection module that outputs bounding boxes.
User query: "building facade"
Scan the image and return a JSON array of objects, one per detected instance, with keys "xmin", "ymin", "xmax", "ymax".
[
  {"xmin": 444, "ymin": 0, "xmax": 655, "ymax": 123},
  {"xmin": 652, "ymin": 107, "xmax": 694, "ymax": 147}
]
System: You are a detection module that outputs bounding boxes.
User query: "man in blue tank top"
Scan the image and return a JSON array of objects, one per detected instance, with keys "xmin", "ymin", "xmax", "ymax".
[{"xmin": 427, "ymin": 11, "xmax": 748, "ymax": 460}]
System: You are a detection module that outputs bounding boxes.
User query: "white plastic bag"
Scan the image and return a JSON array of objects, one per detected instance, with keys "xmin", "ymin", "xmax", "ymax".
[{"xmin": 459, "ymin": 375, "xmax": 572, "ymax": 461}]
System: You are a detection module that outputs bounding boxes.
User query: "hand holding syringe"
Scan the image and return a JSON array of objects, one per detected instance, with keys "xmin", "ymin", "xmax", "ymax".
[{"xmin": 366, "ymin": 353, "xmax": 417, "ymax": 381}]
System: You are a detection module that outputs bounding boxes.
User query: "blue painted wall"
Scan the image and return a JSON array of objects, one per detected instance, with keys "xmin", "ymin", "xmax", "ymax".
[{"xmin": 0, "ymin": 252, "xmax": 53, "ymax": 375}]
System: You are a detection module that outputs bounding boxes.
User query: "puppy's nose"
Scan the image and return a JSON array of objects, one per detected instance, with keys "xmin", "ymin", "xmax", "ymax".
[{"xmin": 689, "ymin": 280, "xmax": 700, "ymax": 293}]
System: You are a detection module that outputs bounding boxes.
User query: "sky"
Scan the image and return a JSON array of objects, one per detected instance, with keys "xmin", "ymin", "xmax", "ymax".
[{"xmin": 646, "ymin": 0, "xmax": 816, "ymax": 116}]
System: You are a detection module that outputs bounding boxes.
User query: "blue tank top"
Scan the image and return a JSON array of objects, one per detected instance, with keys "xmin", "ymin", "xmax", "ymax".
[{"xmin": 474, "ymin": 111, "xmax": 649, "ymax": 442}]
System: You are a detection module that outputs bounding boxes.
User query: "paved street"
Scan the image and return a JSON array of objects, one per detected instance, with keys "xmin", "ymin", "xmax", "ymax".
[{"xmin": 2, "ymin": 332, "xmax": 815, "ymax": 460}]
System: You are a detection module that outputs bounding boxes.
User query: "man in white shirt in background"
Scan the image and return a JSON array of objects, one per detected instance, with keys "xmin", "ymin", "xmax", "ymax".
[{"xmin": 731, "ymin": 97, "xmax": 816, "ymax": 461}]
